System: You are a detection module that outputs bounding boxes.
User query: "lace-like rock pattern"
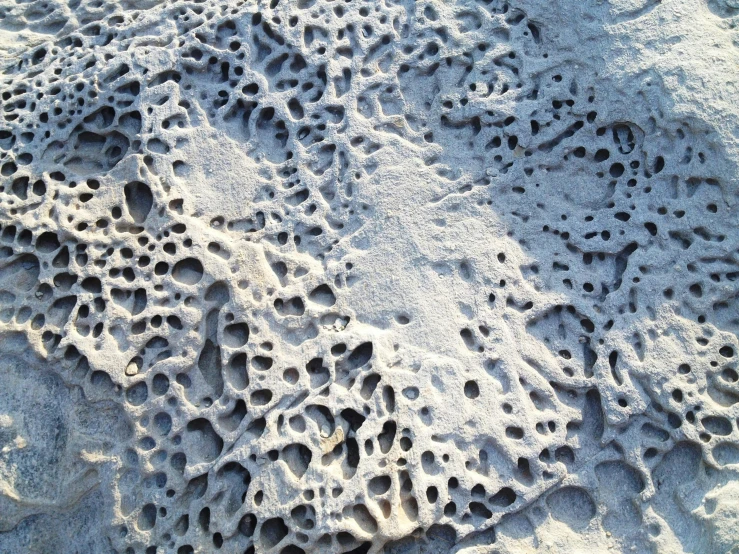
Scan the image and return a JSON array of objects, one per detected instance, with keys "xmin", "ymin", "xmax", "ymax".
[{"xmin": 1, "ymin": 0, "xmax": 739, "ymax": 552}]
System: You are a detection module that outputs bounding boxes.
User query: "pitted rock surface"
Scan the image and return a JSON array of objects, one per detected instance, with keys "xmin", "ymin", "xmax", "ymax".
[{"xmin": 1, "ymin": 0, "xmax": 739, "ymax": 552}]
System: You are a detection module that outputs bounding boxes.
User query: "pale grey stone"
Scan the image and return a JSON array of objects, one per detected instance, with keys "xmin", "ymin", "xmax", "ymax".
[{"xmin": 0, "ymin": 0, "xmax": 738, "ymax": 552}]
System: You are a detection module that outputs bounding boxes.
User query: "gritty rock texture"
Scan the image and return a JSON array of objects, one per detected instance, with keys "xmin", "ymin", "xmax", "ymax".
[{"xmin": 0, "ymin": 0, "xmax": 739, "ymax": 552}]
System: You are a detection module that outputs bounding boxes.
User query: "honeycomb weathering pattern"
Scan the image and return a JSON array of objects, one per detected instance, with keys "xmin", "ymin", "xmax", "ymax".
[{"xmin": 0, "ymin": 0, "xmax": 738, "ymax": 552}]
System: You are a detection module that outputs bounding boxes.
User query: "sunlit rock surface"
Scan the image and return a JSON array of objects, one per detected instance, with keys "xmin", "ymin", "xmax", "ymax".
[{"xmin": 1, "ymin": 0, "xmax": 738, "ymax": 552}]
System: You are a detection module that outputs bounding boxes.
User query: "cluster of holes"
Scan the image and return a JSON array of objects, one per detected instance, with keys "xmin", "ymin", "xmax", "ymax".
[{"xmin": 1, "ymin": 0, "xmax": 739, "ymax": 552}]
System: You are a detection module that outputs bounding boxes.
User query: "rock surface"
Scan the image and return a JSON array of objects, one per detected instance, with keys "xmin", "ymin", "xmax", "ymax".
[{"xmin": 0, "ymin": 0, "xmax": 738, "ymax": 552}]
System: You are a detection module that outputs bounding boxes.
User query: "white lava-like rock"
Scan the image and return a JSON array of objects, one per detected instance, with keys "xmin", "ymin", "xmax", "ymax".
[{"xmin": 0, "ymin": 0, "xmax": 738, "ymax": 552}]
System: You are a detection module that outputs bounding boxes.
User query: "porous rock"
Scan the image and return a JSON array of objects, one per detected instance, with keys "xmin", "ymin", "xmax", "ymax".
[{"xmin": 0, "ymin": 0, "xmax": 738, "ymax": 552}]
